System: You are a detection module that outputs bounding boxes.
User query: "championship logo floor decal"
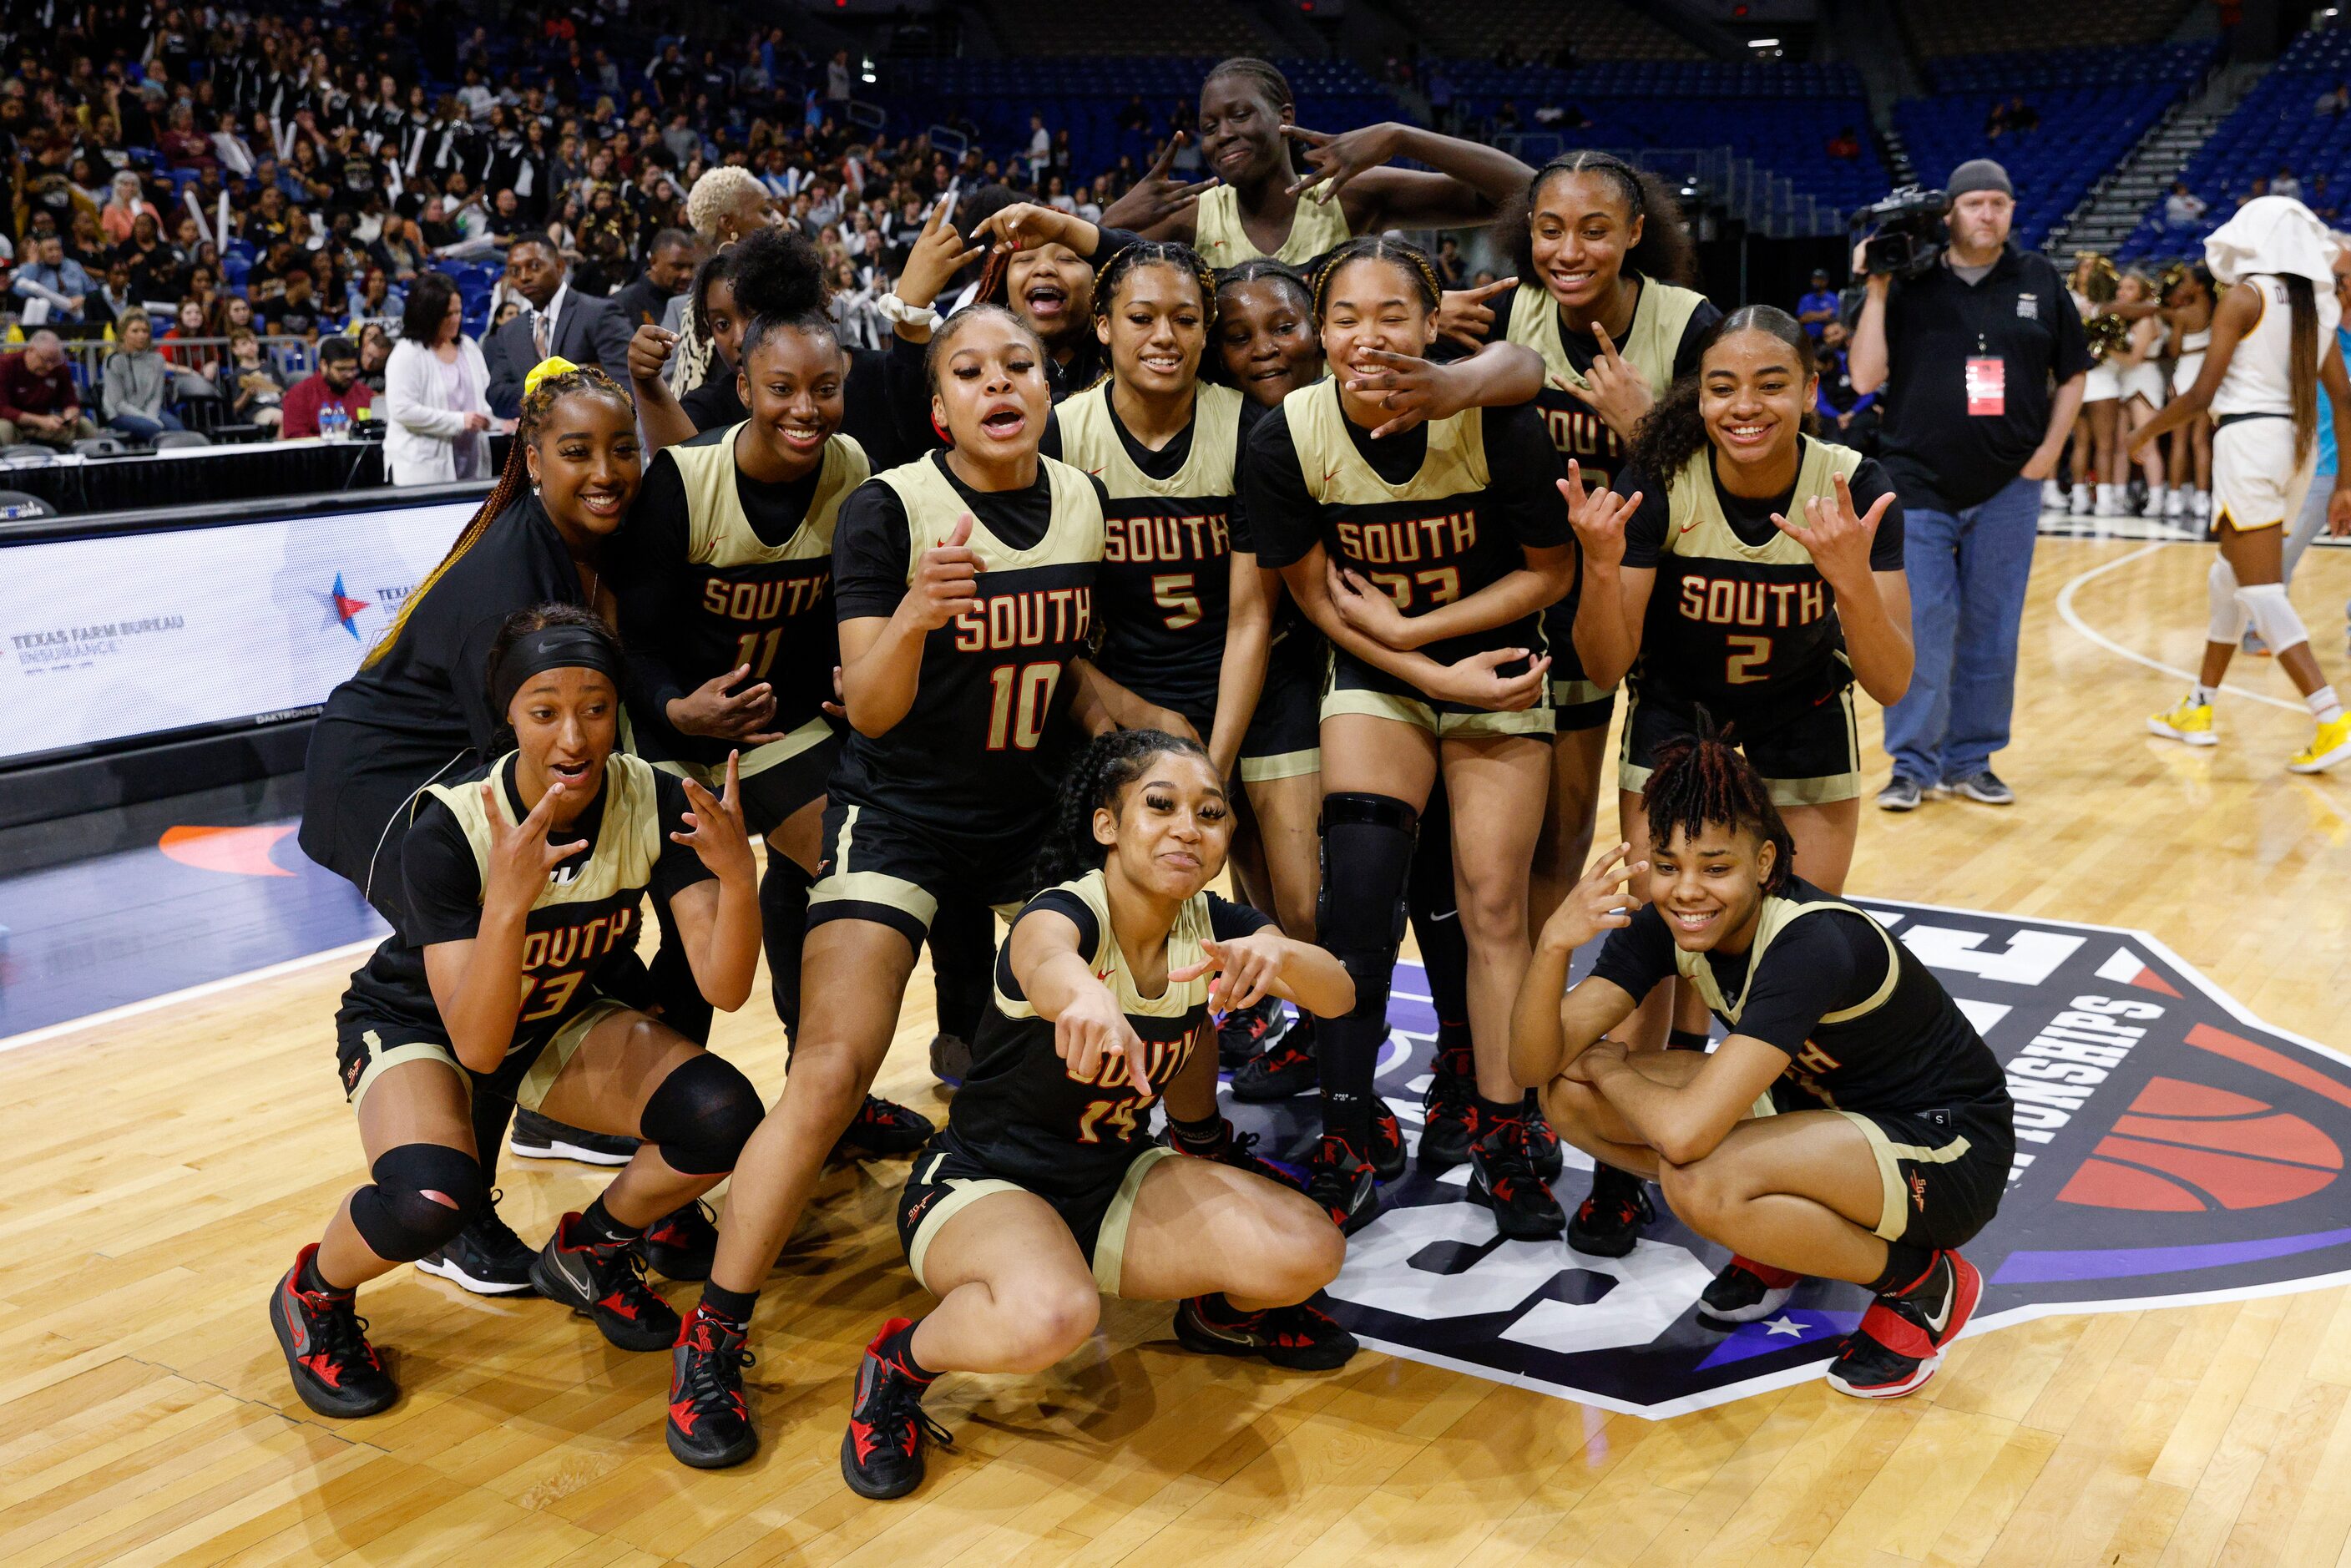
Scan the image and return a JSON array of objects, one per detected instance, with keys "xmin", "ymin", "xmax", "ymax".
[{"xmin": 1220, "ymin": 899, "xmax": 2351, "ymax": 1419}]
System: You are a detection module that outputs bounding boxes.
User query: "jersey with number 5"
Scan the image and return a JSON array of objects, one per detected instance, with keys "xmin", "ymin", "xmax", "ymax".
[{"xmin": 828, "ymin": 449, "xmax": 1105, "ymax": 842}]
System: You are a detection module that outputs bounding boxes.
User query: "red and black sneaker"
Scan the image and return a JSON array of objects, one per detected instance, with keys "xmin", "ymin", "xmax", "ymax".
[
  {"xmin": 666, "ymin": 1305, "xmax": 756, "ymax": 1469},
  {"xmin": 1467, "ymin": 1115, "xmax": 1566, "ymax": 1240},
  {"xmin": 641, "ymin": 1199, "xmax": 717, "ymax": 1282},
  {"xmin": 1418, "ymin": 1044, "xmax": 1478, "ymax": 1172},
  {"xmin": 529, "ymin": 1212, "xmax": 682, "ymax": 1352},
  {"xmin": 1170, "ymin": 1117, "xmax": 1305, "ymax": 1193},
  {"xmin": 1521, "ymin": 1093, "xmax": 1564, "ymax": 1181},
  {"xmin": 842, "ymin": 1318, "xmax": 953, "ymax": 1500},
  {"xmin": 1566, "ymin": 1162, "xmax": 1653, "ymax": 1257},
  {"xmin": 1826, "ymin": 1250, "xmax": 1983, "ymax": 1400},
  {"xmin": 269, "ymin": 1244, "xmax": 397, "ymax": 1419},
  {"xmin": 1231, "ymin": 1020, "xmax": 1318, "ymax": 1102},
  {"xmin": 1696, "ymin": 1255, "xmax": 1802, "ymax": 1327},
  {"xmin": 1306, "ymin": 1130, "xmax": 1379, "ymax": 1234},
  {"xmin": 1174, "ymin": 1292, "xmax": 1360, "ymax": 1371},
  {"xmin": 1217, "ymin": 992, "xmax": 1290, "ymax": 1070},
  {"xmin": 831, "ymin": 1095, "xmax": 936, "ymax": 1161},
  {"xmin": 1368, "ymin": 1108, "xmax": 1407, "ymax": 1183}
]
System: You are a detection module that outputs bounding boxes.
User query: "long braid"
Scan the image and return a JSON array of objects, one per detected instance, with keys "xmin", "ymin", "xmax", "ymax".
[
  {"xmin": 1641, "ymin": 716, "xmax": 1797, "ymax": 893},
  {"xmin": 363, "ymin": 362, "xmax": 633, "ymax": 667},
  {"xmin": 1029, "ymin": 728, "xmax": 1212, "ymax": 893}
]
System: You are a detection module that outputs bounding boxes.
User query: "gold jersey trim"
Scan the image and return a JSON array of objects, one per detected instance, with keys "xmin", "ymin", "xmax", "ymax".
[
  {"xmin": 1506, "ymin": 276, "xmax": 1706, "ymax": 399},
  {"xmin": 669, "ymin": 427, "xmax": 869, "ymax": 568},
  {"xmin": 422, "ymin": 752, "xmax": 666, "ymax": 911},
  {"xmin": 1672, "ymin": 892, "xmax": 1900, "ymax": 1029},
  {"xmin": 873, "ymin": 453, "xmax": 1106, "ymax": 579},
  {"xmin": 1664, "ymin": 437, "xmax": 1865, "ymax": 569},
  {"xmin": 993, "ymin": 867, "xmax": 1220, "ymax": 1022},
  {"xmin": 1193, "ymin": 182, "xmax": 1350, "ymax": 267},
  {"xmin": 1055, "ymin": 381, "xmax": 1244, "ymax": 503},
  {"xmin": 1282, "ymin": 381, "xmax": 1489, "ymax": 507}
]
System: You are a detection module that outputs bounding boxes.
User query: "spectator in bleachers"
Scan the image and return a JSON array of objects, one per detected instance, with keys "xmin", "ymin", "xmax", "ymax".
[
  {"xmin": 99, "ymin": 172, "xmax": 157, "ymax": 247},
  {"xmin": 1851, "ymin": 158, "xmax": 2090, "ymax": 812},
  {"xmin": 1815, "ymin": 319, "xmax": 1877, "ymax": 453},
  {"xmin": 2239, "ymin": 176, "xmax": 2273, "ymax": 209},
  {"xmin": 384, "ymin": 271, "xmax": 493, "ymax": 484},
  {"xmin": 483, "ymin": 234, "xmax": 631, "ymax": 418},
  {"xmin": 608, "ymin": 229, "xmax": 698, "ymax": 331},
  {"xmin": 100, "ymin": 311, "xmax": 185, "ymax": 443},
  {"xmin": 356, "ymin": 321, "xmax": 393, "ymax": 395},
  {"xmin": 2315, "ymin": 81, "xmax": 2348, "ymax": 117},
  {"xmin": 1797, "ymin": 268, "xmax": 1840, "ymax": 341},
  {"xmin": 223, "ymin": 328, "xmax": 286, "ymax": 430},
  {"xmin": 281, "ymin": 336, "xmax": 377, "ymax": 441},
  {"xmin": 2165, "ymin": 181, "xmax": 2208, "ymax": 231},
  {"xmin": 1826, "ymin": 126, "xmax": 1863, "ymax": 161},
  {"xmin": 13, "ymin": 234, "xmax": 93, "ymax": 325},
  {"xmin": 0, "ymin": 330, "xmax": 98, "ymax": 448},
  {"xmin": 2274, "ymin": 166, "xmax": 2304, "ymax": 202},
  {"xmin": 2313, "ymin": 177, "xmax": 2339, "ymax": 226}
]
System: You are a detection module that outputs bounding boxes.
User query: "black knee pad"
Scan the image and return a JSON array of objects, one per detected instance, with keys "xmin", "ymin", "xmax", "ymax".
[
  {"xmin": 1316, "ymin": 792, "xmax": 1418, "ymax": 977},
  {"xmin": 349, "ymin": 1142, "xmax": 484, "ymax": 1262},
  {"xmin": 760, "ymin": 857, "xmax": 813, "ymax": 1040},
  {"xmin": 640, "ymin": 1051, "xmax": 766, "ymax": 1175}
]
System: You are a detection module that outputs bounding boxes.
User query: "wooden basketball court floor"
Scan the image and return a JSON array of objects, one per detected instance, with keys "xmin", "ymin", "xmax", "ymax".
[{"xmin": 6, "ymin": 532, "xmax": 2351, "ymax": 1568}]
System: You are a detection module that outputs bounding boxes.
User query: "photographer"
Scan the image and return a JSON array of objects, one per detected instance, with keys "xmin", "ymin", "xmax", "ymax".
[{"xmin": 1850, "ymin": 160, "xmax": 2090, "ymax": 812}]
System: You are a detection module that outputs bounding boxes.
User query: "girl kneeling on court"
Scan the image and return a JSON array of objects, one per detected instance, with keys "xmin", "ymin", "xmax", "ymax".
[
  {"xmin": 841, "ymin": 729, "xmax": 1358, "ymax": 1500},
  {"xmin": 270, "ymin": 606, "xmax": 767, "ymax": 1419},
  {"xmin": 1511, "ymin": 733, "xmax": 2014, "ymax": 1400}
]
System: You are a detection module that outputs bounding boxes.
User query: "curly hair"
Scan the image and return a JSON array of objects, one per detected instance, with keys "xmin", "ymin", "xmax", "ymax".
[
  {"xmin": 1030, "ymin": 727, "xmax": 1216, "ymax": 893},
  {"xmin": 364, "ymin": 362, "xmax": 633, "ymax": 667},
  {"xmin": 688, "ymin": 225, "xmax": 829, "ymax": 357},
  {"xmin": 1309, "ymin": 234, "xmax": 1442, "ymax": 321},
  {"xmin": 1504, "ymin": 150, "xmax": 1699, "ymax": 291},
  {"xmin": 685, "ymin": 164, "xmax": 769, "ymax": 240},
  {"xmin": 1641, "ymin": 716, "xmax": 1796, "ymax": 894},
  {"xmin": 1625, "ymin": 304, "xmax": 1818, "ymax": 483}
]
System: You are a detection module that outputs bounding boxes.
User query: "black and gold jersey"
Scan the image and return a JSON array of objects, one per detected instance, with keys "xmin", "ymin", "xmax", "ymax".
[
  {"xmin": 1244, "ymin": 381, "xmax": 1568, "ymax": 668},
  {"xmin": 1050, "ymin": 380, "xmax": 1251, "ymax": 717},
  {"xmin": 344, "ymin": 751, "xmax": 713, "ymax": 1055},
  {"xmin": 948, "ymin": 869, "xmax": 1272, "ymax": 1196},
  {"xmin": 828, "ymin": 449, "xmax": 1106, "ymax": 842},
  {"xmin": 1616, "ymin": 437, "xmax": 1904, "ymax": 727},
  {"xmin": 1590, "ymin": 877, "xmax": 2010, "ymax": 1118},
  {"xmin": 613, "ymin": 426, "xmax": 870, "ymax": 764},
  {"xmin": 1192, "ymin": 182, "xmax": 1352, "ymax": 270},
  {"xmin": 1501, "ymin": 271, "xmax": 1717, "ymax": 491}
]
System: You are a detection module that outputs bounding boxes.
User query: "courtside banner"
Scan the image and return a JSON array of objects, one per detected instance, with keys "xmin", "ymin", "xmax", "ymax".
[
  {"xmin": 0, "ymin": 498, "xmax": 474, "ymax": 763},
  {"xmin": 1229, "ymin": 902, "xmax": 2351, "ymax": 1419}
]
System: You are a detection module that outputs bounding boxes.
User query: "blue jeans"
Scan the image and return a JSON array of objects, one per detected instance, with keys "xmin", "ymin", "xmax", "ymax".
[
  {"xmin": 108, "ymin": 409, "xmax": 183, "ymax": 440},
  {"xmin": 1883, "ymin": 474, "xmax": 2041, "ymax": 786}
]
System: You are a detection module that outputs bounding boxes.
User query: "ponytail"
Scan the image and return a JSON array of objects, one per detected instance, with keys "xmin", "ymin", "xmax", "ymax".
[
  {"xmin": 1029, "ymin": 728, "xmax": 1213, "ymax": 893},
  {"xmin": 2284, "ymin": 273, "xmax": 2319, "ymax": 469}
]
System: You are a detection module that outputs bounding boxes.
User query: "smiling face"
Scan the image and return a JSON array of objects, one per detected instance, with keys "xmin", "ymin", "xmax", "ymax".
[
  {"xmin": 1700, "ymin": 326, "xmax": 1813, "ymax": 471},
  {"xmin": 1216, "ymin": 276, "xmax": 1320, "ymax": 404},
  {"xmin": 1099, "ymin": 260, "xmax": 1206, "ymax": 397},
  {"xmin": 1528, "ymin": 169, "xmax": 1642, "ymax": 311},
  {"xmin": 1093, "ymin": 748, "xmax": 1231, "ymax": 902},
  {"xmin": 931, "ymin": 310, "xmax": 1049, "ymax": 460},
  {"xmin": 524, "ymin": 387, "xmax": 641, "ymax": 543},
  {"xmin": 508, "ymin": 665, "xmax": 618, "ymax": 809},
  {"xmin": 1320, "ymin": 256, "xmax": 1436, "ymax": 426},
  {"xmin": 1196, "ymin": 70, "xmax": 1289, "ymax": 189},
  {"xmin": 1006, "ymin": 240, "xmax": 1093, "ymax": 346},
  {"xmin": 738, "ymin": 324, "xmax": 844, "ymax": 468},
  {"xmin": 1645, "ymin": 820, "xmax": 1773, "ymax": 954}
]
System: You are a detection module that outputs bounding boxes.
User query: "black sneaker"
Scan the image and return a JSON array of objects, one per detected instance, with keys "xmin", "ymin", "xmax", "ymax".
[
  {"xmin": 1946, "ymin": 770, "xmax": 2015, "ymax": 807},
  {"xmin": 1521, "ymin": 1095, "xmax": 1564, "ymax": 1180},
  {"xmin": 1217, "ymin": 993, "xmax": 1289, "ymax": 1070},
  {"xmin": 509, "ymin": 1108, "xmax": 639, "ymax": 1166},
  {"xmin": 1231, "ymin": 1024, "xmax": 1318, "ymax": 1101},
  {"xmin": 1170, "ymin": 1118, "xmax": 1304, "ymax": 1192},
  {"xmin": 842, "ymin": 1318, "xmax": 953, "ymax": 1500},
  {"xmin": 1368, "ymin": 1109, "xmax": 1406, "ymax": 1183},
  {"xmin": 1305, "ymin": 1131, "xmax": 1379, "ymax": 1234},
  {"xmin": 270, "ymin": 1244, "xmax": 397, "ymax": 1418},
  {"xmin": 666, "ymin": 1305, "xmax": 756, "ymax": 1469},
  {"xmin": 414, "ymin": 1190, "xmax": 537, "ymax": 1295},
  {"xmin": 1826, "ymin": 1250, "xmax": 1982, "ymax": 1400},
  {"xmin": 1174, "ymin": 1293, "xmax": 1359, "ymax": 1371},
  {"xmin": 1468, "ymin": 1115, "xmax": 1566, "ymax": 1240},
  {"xmin": 529, "ymin": 1212, "xmax": 681, "ymax": 1352},
  {"xmin": 928, "ymin": 1032, "xmax": 972, "ymax": 1086},
  {"xmin": 1418, "ymin": 1049, "xmax": 1478, "ymax": 1173},
  {"xmin": 831, "ymin": 1095, "xmax": 935, "ymax": 1161},
  {"xmin": 642, "ymin": 1199, "xmax": 718, "ymax": 1282},
  {"xmin": 1567, "ymin": 1163, "xmax": 1652, "ymax": 1257},
  {"xmin": 1696, "ymin": 1255, "xmax": 1801, "ymax": 1328}
]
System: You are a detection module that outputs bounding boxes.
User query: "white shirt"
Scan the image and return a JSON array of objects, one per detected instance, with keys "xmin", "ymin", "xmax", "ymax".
[
  {"xmin": 530, "ymin": 280, "xmax": 570, "ymax": 355},
  {"xmin": 2213, "ymin": 273, "xmax": 2343, "ymax": 418}
]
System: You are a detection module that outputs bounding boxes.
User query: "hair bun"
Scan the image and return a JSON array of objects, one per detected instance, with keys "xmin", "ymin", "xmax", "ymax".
[{"xmin": 523, "ymin": 355, "xmax": 580, "ymax": 397}]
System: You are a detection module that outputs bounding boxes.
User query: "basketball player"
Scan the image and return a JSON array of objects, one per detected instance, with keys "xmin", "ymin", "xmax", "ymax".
[
  {"xmin": 2161, "ymin": 264, "xmax": 2216, "ymax": 522},
  {"xmin": 1105, "ymin": 58, "xmax": 1530, "ymax": 271},
  {"xmin": 610, "ymin": 307, "xmax": 932, "ymax": 1164},
  {"xmin": 1243, "ymin": 236, "xmax": 1570, "ymax": 1237},
  {"xmin": 1514, "ymin": 736, "xmax": 2013, "ymax": 1399},
  {"xmin": 270, "ymin": 606, "xmax": 767, "ymax": 1418},
  {"xmin": 663, "ymin": 306, "xmax": 1152, "ymax": 1466},
  {"xmin": 1563, "ymin": 306, "xmax": 1913, "ymax": 1298},
  {"xmin": 827, "ymin": 729, "xmax": 1357, "ymax": 1498},
  {"xmin": 2137, "ymin": 200, "xmax": 2351, "ymax": 771}
]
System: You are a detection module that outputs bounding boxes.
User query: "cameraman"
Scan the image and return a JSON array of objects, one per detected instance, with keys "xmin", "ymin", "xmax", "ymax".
[{"xmin": 1851, "ymin": 159, "xmax": 2090, "ymax": 812}]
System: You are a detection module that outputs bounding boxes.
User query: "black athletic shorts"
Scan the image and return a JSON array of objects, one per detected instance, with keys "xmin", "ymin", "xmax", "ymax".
[
  {"xmin": 810, "ymin": 796, "xmax": 1040, "ymax": 945},
  {"xmin": 1544, "ymin": 601, "xmax": 1617, "ymax": 732},
  {"xmin": 1767, "ymin": 1080, "xmax": 2014, "ymax": 1252},
  {"xmin": 895, "ymin": 1128, "xmax": 1176, "ymax": 1297},
  {"xmin": 1620, "ymin": 682, "xmax": 1861, "ymax": 807},
  {"xmin": 1236, "ymin": 630, "xmax": 1325, "ymax": 782},
  {"xmin": 332, "ymin": 993, "xmax": 630, "ymax": 1114},
  {"xmin": 649, "ymin": 716, "xmax": 842, "ymax": 841}
]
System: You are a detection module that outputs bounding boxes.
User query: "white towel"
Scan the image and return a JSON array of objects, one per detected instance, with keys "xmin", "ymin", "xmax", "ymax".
[{"xmin": 2204, "ymin": 195, "xmax": 2341, "ymax": 288}]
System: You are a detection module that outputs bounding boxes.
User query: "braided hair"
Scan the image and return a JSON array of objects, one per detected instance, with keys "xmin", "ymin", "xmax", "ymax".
[
  {"xmin": 1505, "ymin": 150, "xmax": 1699, "ymax": 291},
  {"xmin": 923, "ymin": 301, "xmax": 1047, "ymax": 395},
  {"xmin": 363, "ymin": 362, "xmax": 633, "ymax": 668},
  {"xmin": 1626, "ymin": 304, "xmax": 1819, "ymax": 483},
  {"xmin": 1310, "ymin": 234, "xmax": 1443, "ymax": 321},
  {"xmin": 1030, "ymin": 727, "xmax": 1215, "ymax": 893},
  {"xmin": 1202, "ymin": 56, "xmax": 1294, "ymax": 120},
  {"xmin": 1215, "ymin": 255, "xmax": 1312, "ymax": 313},
  {"xmin": 1641, "ymin": 717, "xmax": 1796, "ymax": 894},
  {"xmin": 1091, "ymin": 240, "xmax": 1216, "ymax": 393}
]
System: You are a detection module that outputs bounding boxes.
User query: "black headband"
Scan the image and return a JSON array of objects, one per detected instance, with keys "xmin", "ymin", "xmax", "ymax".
[{"xmin": 489, "ymin": 625, "xmax": 622, "ymax": 716}]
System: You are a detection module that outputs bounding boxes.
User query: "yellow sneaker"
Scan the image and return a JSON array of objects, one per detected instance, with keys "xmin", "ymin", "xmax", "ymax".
[
  {"xmin": 2147, "ymin": 695, "xmax": 2217, "ymax": 746},
  {"xmin": 2288, "ymin": 714, "xmax": 2351, "ymax": 774}
]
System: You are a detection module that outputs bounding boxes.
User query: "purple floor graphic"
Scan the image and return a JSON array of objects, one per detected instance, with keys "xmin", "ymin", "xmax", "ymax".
[{"xmin": 1223, "ymin": 903, "xmax": 2351, "ymax": 1418}]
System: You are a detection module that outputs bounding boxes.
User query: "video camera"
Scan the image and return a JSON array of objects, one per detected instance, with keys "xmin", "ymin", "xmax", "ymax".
[{"xmin": 1852, "ymin": 186, "xmax": 1949, "ymax": 279}]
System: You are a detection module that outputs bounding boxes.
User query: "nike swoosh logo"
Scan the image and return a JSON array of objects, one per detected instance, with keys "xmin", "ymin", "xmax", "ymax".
[
  {"xmin": 1678, "ymin": 520, "xmax": 1699, "ymax": 533},
  {"xmin": 1322, "ymin": 468, "xmax": 1342, "ymax": 486},
  {"xmin": 1185, "ymin": 1311, "xmax": 1257, "ymax": 1347},
  {"xmin": 1918, "ymin": 1274, "xmax": 1954, "ymax": 1336},
  {"xmin": 1427, "ymin": 909, "xmax": 1459, "ymax": 923}
]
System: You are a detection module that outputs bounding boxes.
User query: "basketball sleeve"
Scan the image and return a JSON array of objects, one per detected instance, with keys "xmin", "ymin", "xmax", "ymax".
[
  {"xmin": 832, "ymin": 478, "xmax": 915, "ymax": 620},
  {"xmin": 400, "ymin": 797, "xmax": 489, "ymax": 948},
  {"xmin": 1585, "ymin": 903, "xmax": 1677, "ymax": 1004},
  {"xmin": 1731, "ymin": 913, "xmax": 1888, "ymax": 1055},
  {"xmin": 1240, "ymin": 405, "xmax": 1320, "ymax": 570},
  {"xmin": 1484, "ymin": 402, "xmax": 1571, "ymax": 548},
  {"xmin": 608, "ymin": 453, "xmax": 696, "ymax": 721},
  {"xmin": 994, "ymin": 889, "xmax": 1102, "ymax": 1004},
  {"xmin": 1851, "ymin": 458, "xmax": 1907, "ymax": 569},
  {"xmin": 647, "ymin": 772, "xmax": 720, "ymax": 903},
  {"xmin": 1207, "ymin": 893, "xmax": 1277, "ymax": 941},
  {"xmin": 1614, "ymin": 468, "xmax": 1674, "ymax": 569}
]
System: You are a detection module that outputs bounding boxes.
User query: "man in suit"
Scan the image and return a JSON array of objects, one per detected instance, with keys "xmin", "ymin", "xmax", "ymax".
[
  {"xmin": 607, "ymin": 228, "xmax": 698, "ymax": 332},
  {"xmin": 482, "ymin": 234, "xmax": 632, "ymax": 417}
]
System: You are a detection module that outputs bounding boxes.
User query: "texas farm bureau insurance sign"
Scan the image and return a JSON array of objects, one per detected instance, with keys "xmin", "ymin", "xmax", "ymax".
[{"xmin": 1224, "ymin": 901, "xmax": 2351, "ymax": 1419}]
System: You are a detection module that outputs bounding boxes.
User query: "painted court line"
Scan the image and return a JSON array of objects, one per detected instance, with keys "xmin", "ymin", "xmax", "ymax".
[
  {"xmin": 0, "ymin": 939, "xmax": 379, "ymax": 1056},
  {"xmin": 2054, "ymin": 539, "xmax": 2306, "ymax": 713}
]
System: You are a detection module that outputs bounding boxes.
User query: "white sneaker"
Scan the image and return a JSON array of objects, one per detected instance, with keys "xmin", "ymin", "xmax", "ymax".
[
  {"xmin": 2096, "ymin": 484, "xmax": 2126, "ymax": 518},
  {"xmin": 2042, "ymin": 479, "xmax": 2065, "ymax": 512},
  {"xmin": 2192, "ymin": 489, "xmax": 2212, "ymax": 520},
  {"xmin": 2164, "ymin": 487, "xmax": 2188, "ymax": 518},
  {"xmin": 2070, "ymin": 483, "xmax": 2092, "ymax": 515},
  {"xmin": 2142, "ymin": 485, "xmax": 2167, "ymax": 518}
]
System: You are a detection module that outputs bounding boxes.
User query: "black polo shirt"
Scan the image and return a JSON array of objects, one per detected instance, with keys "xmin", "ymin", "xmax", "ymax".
[{"xmin": 1878, "ymin": 246, "xmax": 2091, "ymax": 513}]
